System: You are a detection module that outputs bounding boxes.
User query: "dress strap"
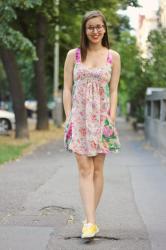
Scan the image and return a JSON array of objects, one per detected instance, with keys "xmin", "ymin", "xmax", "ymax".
[
  {"xmin": 107, "ymin": 50, "xmax": 112, "ymax": 64},
  {"xmin": 75, "ymin": 48, "xmax": 81, "ymax": 63}
]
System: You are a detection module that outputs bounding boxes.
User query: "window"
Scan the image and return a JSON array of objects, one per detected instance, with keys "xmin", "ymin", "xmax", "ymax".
[
  {"xmin": 146, "ymin": 101, "xmax": 151, "ymax": 117},
  {"xmin": 162, "ymin": 100, "xmax": 166, "ymax": 121},
  {"xmin": 153, "ymin": 100, "xmax": 161, "ymax": 119}
]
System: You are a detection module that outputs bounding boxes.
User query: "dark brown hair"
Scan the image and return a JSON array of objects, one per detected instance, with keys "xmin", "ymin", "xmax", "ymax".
[{"xmin": 80, "ymin": 10, "xmax": 110, "ymax": 61}]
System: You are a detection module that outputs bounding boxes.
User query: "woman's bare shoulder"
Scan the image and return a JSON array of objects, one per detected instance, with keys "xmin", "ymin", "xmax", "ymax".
[
  {"xmin": 67, "ymin": 48, "xmax": 77, "ymax": 56},
  {"xmin": 109, "ymin": 49, "xmax": 120, "ymax": 59},
  {"xmin": 66, "ymin": 48, "xmax": 78, "ymax": 61}
]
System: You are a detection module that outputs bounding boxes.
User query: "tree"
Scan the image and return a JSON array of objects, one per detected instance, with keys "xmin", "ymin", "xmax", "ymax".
[
  {"xmin": 0, "ymin": 1, "xmax": 41, "ymax": 138},
  {"xmin": 144, "ymin": 28, "xmax": 166, "ymax": 88},
  {"xmin": 0, "ymin": 0, "xmax": 51, "ymax": 134},
  {"xmin": 14, "ymin": 1, "xmax": 58, "ymax": 130},
  {"xmin": 0, "ymin": 49, "xmax": 29, "ymax": 138},
  {"xmin": 114, "ymin": 31, "xmax": 144, "ymax": 118},
  {"xmin": 35, "ymin": 13, "xmax": 48, "ymax": 130}
]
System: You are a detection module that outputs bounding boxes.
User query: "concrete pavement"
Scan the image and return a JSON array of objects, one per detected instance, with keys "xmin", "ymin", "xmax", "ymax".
[{"xmin": 0, "ymin": 117, "xmax": 166, "ymax": 250}]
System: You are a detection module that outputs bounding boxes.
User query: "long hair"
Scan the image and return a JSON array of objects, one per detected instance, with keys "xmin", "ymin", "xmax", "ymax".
[{"xmin": 80, "ymin": 10, "xmax": 110, "ymax": 62}]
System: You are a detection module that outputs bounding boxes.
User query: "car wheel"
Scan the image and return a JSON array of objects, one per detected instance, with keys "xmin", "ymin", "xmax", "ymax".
[{"xmin": 0, "ymin": 118, "xmax": 11, "ymax": 133}]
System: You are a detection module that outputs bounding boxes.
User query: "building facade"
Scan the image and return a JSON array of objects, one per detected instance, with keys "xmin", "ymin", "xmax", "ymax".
[
  {"xmin": 136, "ymin": 10, "xmax": 158, "ymax": 58},
  {"xmin": 159, "ymin": 0, "xmax": 166, "ymax": 27}
]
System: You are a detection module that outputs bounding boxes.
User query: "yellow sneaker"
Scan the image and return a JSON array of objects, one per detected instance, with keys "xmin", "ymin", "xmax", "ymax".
[{"xmin": 81, "ymin": 223, "xmax": 99, "ymax": 238}]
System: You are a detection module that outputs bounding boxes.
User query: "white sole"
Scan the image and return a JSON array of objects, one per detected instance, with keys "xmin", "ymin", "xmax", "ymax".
[
  {"xmin": 81, "ymin": 233, "xmax": 96, "ymax": 239},
  {"xmin": 81, "ymin": 228, "xmax": 99, "ymax": 238}
]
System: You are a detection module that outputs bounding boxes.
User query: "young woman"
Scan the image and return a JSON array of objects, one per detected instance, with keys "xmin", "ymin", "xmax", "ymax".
[{"xmin": 63, "ymin": 10, "xmax": 121, "ymax": 239}]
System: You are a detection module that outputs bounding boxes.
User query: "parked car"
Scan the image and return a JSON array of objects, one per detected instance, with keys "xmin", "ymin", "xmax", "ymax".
[
  {"xmin": 24, "ymin": 100, "xmax": 37, "ymax": 118},
  {"xmin": 25, "ymin": 100, "xmax": 55, "ymax": 118},
  {"xmin": 0, "ymin": 110, "xmax": 15, "ymax": 133}
]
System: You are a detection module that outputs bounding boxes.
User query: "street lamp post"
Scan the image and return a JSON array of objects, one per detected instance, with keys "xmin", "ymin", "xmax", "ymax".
[{"xmin": 53, "ymin": 0, "xmax": 63, "ymax": 127}]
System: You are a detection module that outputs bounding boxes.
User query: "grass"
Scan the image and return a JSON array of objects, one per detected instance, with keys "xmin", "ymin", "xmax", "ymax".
[
  {"xmin": 0, "ymin": 120, "xmax": 64, "ymax": 166},
  {"xmin": 0, "ymin": 144, "xmax": 29, "ymax": 164}
]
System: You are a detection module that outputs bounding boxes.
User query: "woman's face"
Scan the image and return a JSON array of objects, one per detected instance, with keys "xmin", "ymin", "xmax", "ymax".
[{"xmin": 85, "ymin": 16, "xmax": 105, "ymax": 45}]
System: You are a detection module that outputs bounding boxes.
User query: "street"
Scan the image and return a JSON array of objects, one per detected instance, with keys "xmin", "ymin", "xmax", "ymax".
[{"xmin": 0, "ymin": 117, "xmax": 166, "ymax": 250}]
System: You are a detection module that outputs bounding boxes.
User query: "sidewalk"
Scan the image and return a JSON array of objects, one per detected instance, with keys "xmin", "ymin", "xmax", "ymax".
[{"xmin": 0, "ymin": 117, "xmax": 166, "ymax": 250}]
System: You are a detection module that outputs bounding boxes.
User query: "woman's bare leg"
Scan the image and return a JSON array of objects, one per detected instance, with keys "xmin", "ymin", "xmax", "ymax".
[
  {"xmin": 93, "ymin": 153, "xmax": 106, "ymax": 209},
  {"xmin": 75, "ymin": 153, "xmax": 96, "ymax": 224}
]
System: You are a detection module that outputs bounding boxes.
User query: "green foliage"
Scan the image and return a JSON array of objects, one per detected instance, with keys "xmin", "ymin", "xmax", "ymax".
[
  {"xmin": 114, "ymin": 27, "xmax": 166, "ymax": 121},
  {"xmin": 0, "ymin": 61, "xmax": 9, "ymax": 99},
  {"xmin": 0, "ymin": 24, "xmax": 37, "ymax": 59},
  {"xmin": 16, "ymin": 53, "xmax": 35, "ymax": 99},
  {"xmin": 135, "ymin": 106, "xmax": 144, "ymax": 123},
  {"xmin": 144, "ymin": 28, "xmax": 166, "ymax": 87},
  {"xmin": 0, "ymin": 0, "xmax": 42, "ymax": 59},
  {"xmin": 0, "ymin": 4, "xmax": 16, "ymax": 22},
  {"xmin": 114, "ymin": 31, "xmax": 143, "ymax": 116},
  {"xmin": 0, "ymin": 0, "xmax": 42, "ymax": 8}
]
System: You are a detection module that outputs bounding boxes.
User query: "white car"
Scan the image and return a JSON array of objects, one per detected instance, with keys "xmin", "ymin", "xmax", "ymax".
[{"xmin": 0, "ymin": 110, "xmax": 15, "ymax": 133}]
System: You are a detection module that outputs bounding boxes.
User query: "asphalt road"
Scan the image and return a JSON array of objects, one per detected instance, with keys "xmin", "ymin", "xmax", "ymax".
[{"xmin": 0, "ymin": 117, "xmax": 166, "ymax": 250}]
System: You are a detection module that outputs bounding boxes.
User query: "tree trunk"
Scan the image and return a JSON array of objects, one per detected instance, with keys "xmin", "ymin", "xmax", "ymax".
[
  {"xmin": 0, "ymin": 48, "xmax": 29, "ymax": 138},
  {"xmin": 35, "ymin": 13, "xmax": 49, "ymax": 130}
]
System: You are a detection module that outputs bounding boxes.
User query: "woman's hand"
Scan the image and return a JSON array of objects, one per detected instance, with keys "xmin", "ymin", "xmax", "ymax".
[
  {"xmin": 65, "ymin": 116, "xmax": 69, "ymax": 125},
  {"xmin": 64, "ymin": 111, "xmax": 71, "ymax": 125},
  {"xmin": 110, "ymin": 118, "xmax": 115, "ymax": 126}
]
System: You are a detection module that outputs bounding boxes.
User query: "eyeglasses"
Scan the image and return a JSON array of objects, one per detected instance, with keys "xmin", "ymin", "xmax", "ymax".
[{"xmin": 86, "ymin": 25, "xmax": 105, "ymax": 33}]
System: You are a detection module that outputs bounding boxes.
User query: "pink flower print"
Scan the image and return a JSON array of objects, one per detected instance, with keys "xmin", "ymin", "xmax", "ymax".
[
  {"xmin": 100, "ymin": 77, "xmax": 107, "ymax": 85},
  {"xmin": 102, "ymin": 140, "xmax": 109, "ymax": 152},
  {"xmin": 99, "ymin": 87, "xmax": 105, "ymax": 96},
  {"xmin": 90, "ymin": 141, "xmax": 97, "ymax": 149},
  {"xmin": 100, "ymin": 115, "xmax": 105, "ymax": 123},
  {"xmin": 101, "ymin": 103, "xmax": 107, "ymax": 111},
  {"xmin": 76, "ymin": 72, "xmax": 81, "ymax": 80},
  {"xmin": 66, "ymin": 122, "xmax": 72, "ymax": 140},
  {"xmin": 91, "ymin": 114, "xmax": 97, "ymax": 121},
  {"xmin": 81, "ymin": 99, "xmax": 86, "ymax": 105},
  {"xmin": 107, "ymin": 55, "xmax": 112, "ymax": 64},
  {"xmin": 113, "ymin": 128, "xmax": 118, "ymax": 136},
  {"xmin": 76, "ymin": 48, "xmax": 81, "ymax": 62},
  {"xmin": 79, "ymin": 127, "xmax": 86, "ymax": 136},
  {"xmin": 103, "ymin": 126, "xmax": 113, "ymax": 137}
]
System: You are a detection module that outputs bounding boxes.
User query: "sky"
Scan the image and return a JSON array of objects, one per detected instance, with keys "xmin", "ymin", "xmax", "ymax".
[{"xmin": 124, "ymin": 0, "xmax": 159, "ymax": 32}]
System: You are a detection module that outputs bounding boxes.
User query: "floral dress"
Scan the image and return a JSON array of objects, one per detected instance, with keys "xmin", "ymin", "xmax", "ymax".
[{"xmin": 64, "ymin": 48, "xmax": 121, "ymax": 156}]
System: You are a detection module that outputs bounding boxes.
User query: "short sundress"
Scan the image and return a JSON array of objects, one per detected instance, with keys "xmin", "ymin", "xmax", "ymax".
[{"xmin": 64, "ymin": 48, "xmax": 121, "ymax": 156}]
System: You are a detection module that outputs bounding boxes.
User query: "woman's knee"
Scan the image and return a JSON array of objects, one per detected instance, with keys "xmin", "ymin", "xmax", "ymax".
[
  {"xmin": 94, "ymin": 166, "xmax": 103, "ymax": 179},
  {"xmin": 93, "ymin": 154, "xmax": 105, "ymax": 178},
  {"xmin": 79, "ymin": 165, "xmax": 93, "ymax": 178},
  {"xmin": 75, "ymin": 154, "xmax": 94, "ymax": 178}
]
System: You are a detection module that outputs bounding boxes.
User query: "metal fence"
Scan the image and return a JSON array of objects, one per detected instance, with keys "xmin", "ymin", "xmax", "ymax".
[{"xmin": 145, "ymin": 88, "xmax": 166, "ymax": 154}]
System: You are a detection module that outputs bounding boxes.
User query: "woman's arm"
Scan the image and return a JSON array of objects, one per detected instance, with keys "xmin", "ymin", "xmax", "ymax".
[
  {"xmin": 63, "ymin": 49, "xmax": 75, "ymax": 120},
  {"xmin": 109, "ymin": 51, "xmax": 121, "ymax": 125}
]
